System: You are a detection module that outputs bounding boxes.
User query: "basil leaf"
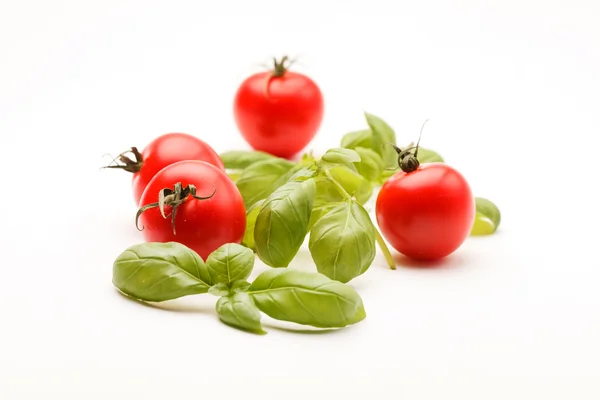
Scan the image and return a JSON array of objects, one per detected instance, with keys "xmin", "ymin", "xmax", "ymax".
[
  {"xmin": 230, "ymin": 280, "xmax": 251, "ymax": 293},
  {"xmin": 227, "ymin": 172, "xmax": 242, "ymax": 182},
  {"xmin": 236, "ymin": 158, "xmax": 295, "ymax": 208},
  {"xmin": 287, "ymin": 166, "xmax": 317, "ymax": 182},
  {"xmin": 254, "ymin": 179, "xmax": 316, "ymax": 268},
  {"xmin": 309, "ymin": 201, "xmax": 376, "ymax": 283},
  {"xmin": 365, "ymin": 112, "xmax": 398, "ymax": 168},
  {"xmin": 112, "ymin": 242, "xmax": 212, "ymax": 302},
  {"xmin": 242, "ymin": 200, "xmax": 264, "ymax": 251},
  {"xmin": 219, "ymin": 150, "xmax": 275, "ymax": 170},
  {"xmin": 417, "ymin": 147, "xmax": 444, "ymax": 163},
  {"xmin": 308, "ymin": 203, "xmax": 339, "ymax": 231},
  {"xmin": 353, "ymin": 147, "xmax": 384, "ymax": 182},
  {"xmin": 470, "ymin": 197, "xmax": 501, "ymax": 235},
  {"xmin": 341, "ymin": 129, "xmax": 372, "ymax": 149},
  {"xmin": 321, "ymin": 148, "xmax": 361, "ymax": 164},
  {"xmin": 248, "ymin": 269, "xmax": 366, "ymax": 328},
  {"xmin": 328, "ymin": 166, "xmax": 373, "ymax": 205},
  {"xmin": 206, "ymin": 243, "xmax": 254, "ymax": 285},
  {"xmin": 216, "ymin": 292, "xmax": 265, "ymax": 334},
  {"xmin": 208, "ymin": 282, "xmax": 230, "ymax": 297}
]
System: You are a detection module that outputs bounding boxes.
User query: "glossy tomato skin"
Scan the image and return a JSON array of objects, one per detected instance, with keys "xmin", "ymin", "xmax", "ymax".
[
  {"xmin": 138, "ymin": 160, "xmax": 246, "ymax": 260},
  {"xmin": 233, "ymin": 71, "xmax": 324, "ymax": 159},
  {"xmin": 132, "ymin": 133, "xmax": 224, "ymax": 205},
  {"xmin": 375, "ymin": 163, "xmax": 475, "ymax": 261}
]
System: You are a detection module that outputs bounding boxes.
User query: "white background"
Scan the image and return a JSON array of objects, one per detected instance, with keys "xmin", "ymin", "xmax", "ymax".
[{"xmin": 1, "ymin": 0, "xmax": 599, "ymax": 398}]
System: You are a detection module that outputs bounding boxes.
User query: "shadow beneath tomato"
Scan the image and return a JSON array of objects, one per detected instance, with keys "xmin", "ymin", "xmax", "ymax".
[
  {"xmin": 115, "ymin": 289, "xmax": 214, "ymax": 314},
  {"xmin": 393, "ymin": 252, "xmax": 467, "ymax": 269}
]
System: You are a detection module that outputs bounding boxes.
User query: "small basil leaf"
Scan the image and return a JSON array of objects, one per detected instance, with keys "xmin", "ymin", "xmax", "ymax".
[
  {"xmin": 309, "ymin": 201, "xmax": 376, "ymax": 283},
  {"xmin": 341, "ymin": 129, "xmax": 372, "ymax": 149},
  {"xmin": 112, "ymin": 242, "xmax": 212, "ymax": 302},
  {"xmin": 230, "ymin": 280, "xmax": 251, "ymax": 293},
  {"xmin": 216, "ymin": 292, "xmax": 265, "ymax": 334},
  {"xmin": 208, "ymin": 282, "xmax": 230, "ymax": 297},
  {"xmin": 242, "ymin": 200, "xmax": 265, "ymax": 251},
  {"xmin": 287, "ymin": 166, "xmax": 317, "ymax": 182},
  {"xmin": 353, "ymin": 147, "xmax": 384, "ymax": 182},
  {"xmin": 470, "ymin": 197, "xmax": 501, "ymax": 235},
  {"xmin": 417, "ymin": 147, "xmax": 444, "ymax": 163},
  {"xmin": 254, "ymin": 179, "xmax": 316, "ymax": 268},
  {"xmin": 227, "ymin": 172, "xmax": 242, "ymax": 182},
  {"xmin": 236, "ymin": 158, "xmax": 296, "ymax": 208},
  {"xmin": 321, "ymin": 148, "xmax": 361, "ymax": 164},
  {"xmin": 248, "ymin": 269, "xmax": 366, "ymax": 328},
  {"xmin": 219, "ymin": 150, "xmax": 275, "ymax": 170},
  {"xmin": 328, "ymin": 166, "xmax": 373, "ymax": 205},
  {"xmin": 206, "ymin": 243, "xmax": 254, "ymax": 285},
  {"xmin": 365, "ymin": 112, "xmax": 398, "ymax": 168}
]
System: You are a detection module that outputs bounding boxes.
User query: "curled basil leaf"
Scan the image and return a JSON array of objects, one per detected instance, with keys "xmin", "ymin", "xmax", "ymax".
[
  {"xmin": 112, "ymin": 242, "xmax": 212, "ymax": 302},
  {"xmin": 254, "ymin": 179, "xmax": 316, "ymax": 268},
  {"xmin": 242, "ymin": 200, "xmax": 264, "ymax": 251},
  {"xmin": 248, "ymin": 269, "xmax": 366, "ymax": 328},
  {"xmin": 219, "ymin": 150, "xmax": 275, "ymax": 170},
  {"xmin": 236, "ymin": 158, "xmax": 295, "ymax": 208},
  {"xmin": 341, "ymin": 129, "xmax": 372, "ymax": 149},
  {"xmin": 470, "ymin": 197, "xmax": 501, "ymax": 235},
  {"xmin": 206, "ymin": 243, "xmax": 254, "ymax": 285},
  {"xmin": 309, "ymin": 201, "xmax": 376, "ymax": 283},
  {"xmin": 216, "ymin": 292, "xmax": 265, "ymax": 334},
  {"xmin": 321, "ymin": 148, "xmax": 361, "ymax": 164},
  {"xmin": 365, "ymin": 112, "xmax": 398, "ymax": 169}
]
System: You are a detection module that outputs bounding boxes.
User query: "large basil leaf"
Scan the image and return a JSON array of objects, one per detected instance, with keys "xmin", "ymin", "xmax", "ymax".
[
  {"xmin": 308, "ymin": 201, "xmax": 376, "ymax": 283},
  {"xmin": 206, "ymin": 243, "xmax": 254, "ymax": 285},
  {"xmin": 365, "ymin": 112, "xmax": 397, "ymax": 169},
  {"xmin": 113, "ymin": 242, "xmax": 212, "ymax": 302},
  {"xmin": 341, "ymin": 129, "xmax": 372, "ymax": 149},
  {"xmin": 417, "ymin": 147, "xmax": 444, "ymax": 163},
  {"xmin": 470, "ymin": 197, "xmax": 501, "ymax": 235},
  {"xmin": 219, "ymin": 150, "xmax": 275, "ymax": 170},
  {"xmin": 236, "ymin": 158, "xmax": 295, "ymax": 208},
  {"xmin": 321, "ymin": 148, "xmax": 361, "ymax": 164},
  {"xmin": 216, "ymin": 292, "xmax": 265, "ymax": 334},
  {"xmin": 248, "ymin": 269, "xmax": 366, "ymax": 328},
  {"xmin": 241, "ymin": 200, "xmax": 264, "ymax": 251},
  {"xmin": 254, "ymin": 179, "xmax": 316, "ymax": 268},
  {"xmin": 353, "ymin": 147, "xmax": 384, "ymax": 182}
]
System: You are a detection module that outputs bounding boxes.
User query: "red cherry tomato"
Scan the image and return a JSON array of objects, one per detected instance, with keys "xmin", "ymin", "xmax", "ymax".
[
  {"xmin": 233, "ymin": 57, "xmax": 324, "ymax": 159},
  {"xmin": 136, "ymin": 160, "xmax": 246, "ymax": 260},
  {"xmin": 376, "ymin": 163, "xmax": 475, "ymax": 261}
]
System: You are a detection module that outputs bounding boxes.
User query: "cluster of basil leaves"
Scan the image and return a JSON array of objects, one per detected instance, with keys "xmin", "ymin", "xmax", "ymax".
[
  {"xmin": 113, "ymin": 242, "xmax": 366, "ymax": 334},
  {"xmin": 221, "ymin": 112, "xmax": 501, "ymax": 284}
]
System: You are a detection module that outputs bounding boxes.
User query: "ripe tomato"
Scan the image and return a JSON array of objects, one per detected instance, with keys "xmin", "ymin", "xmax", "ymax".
[
  {"xmin": 136, "ymin": 160, "xmax": 246, "ymax": 260},
  {"xmin": 106, "ymin": 132, "xmax": 224, "ymax": 205},
  {"xmin": 376, "ymin": 162, "xmax": 475, "ymax": 261},
  {"xmin": 233, "ymin": 56, "xmax": 324, "ymax": 159}
]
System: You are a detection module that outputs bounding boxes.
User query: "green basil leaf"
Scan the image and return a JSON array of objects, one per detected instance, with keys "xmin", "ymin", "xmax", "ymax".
[
  {"xmin": 328, "ymin": 166, "xmax": 373, "ymax": 205},
  {"xmin": 208, "ymin": 282, "xmax": 230, "ymax": 297},
  {"xmin": 230, "ymin": 280, "xmax": 251, "ymax": 293},
  {"xmin": 206, "ymin": 243, "xmax": 254, "ymax": 285},
  {"xmin": 287, "ymin": 166, "xmax": 317, "ymax": 182},
  {"xmin": 219, "ymin": 150, "xmax": 275, "ymax": 170},
  {"xmin": 321, "ymin": 148, "xmax": 361, "ymax": 164},
  {"xmin": 308, "ymin": 201, "xmax": 376, "ymax": 283},
  {"xmin": 242, "ymin": 200, "xmax": 264, "ymax": 251},
  {"xmin": 353, "ymin": 147, "xmax": 384, "ymax": 182},
  {"xmin": 417, "ymin": 147, "xmax": 444, "ymax": 163},
  {"xmin": 236, "ymin": 158, "xmax": 296, "ymax": 208},
  {"xmin": 365, "ymin": 112, "xmax": 398, "ymax": 168},
  {"xmin": 227, "ymin": 172, "xmax": 242, "ymax": 182},
  {"xmin": 254, "ymin": 179, "xmax": 316, "ymax": 268},
  {"xmin": 470, "ymin": 197, "xmax": 501, "ymax": 235},
  {"xmin": 248, "ymin": 269, "xmax": 366, "ymax": 328},
  {"xmin": 308, "ymin": 203, "xmax": 339, "ymax": 231},
  {"xmin": 341, "ymin": 129, "xmax": 372, "ymax": 149},
  {"xmin": 112, "ymin": 242, "xmax": 212, "ymax": 302},
  {"xmin": 216, "ymin": 292, "xmax": 265, "ymax": 334}
]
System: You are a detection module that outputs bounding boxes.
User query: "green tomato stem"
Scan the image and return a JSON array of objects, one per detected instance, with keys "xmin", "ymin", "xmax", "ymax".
[{"xmin": 374, "ymin": 228, "xmax": 396, "ymax": 270}]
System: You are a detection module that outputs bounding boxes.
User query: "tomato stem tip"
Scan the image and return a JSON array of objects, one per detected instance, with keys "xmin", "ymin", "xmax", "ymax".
[{"xmin": 102, "ymin": 146, "xmax": 144, "ymax": 173}]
